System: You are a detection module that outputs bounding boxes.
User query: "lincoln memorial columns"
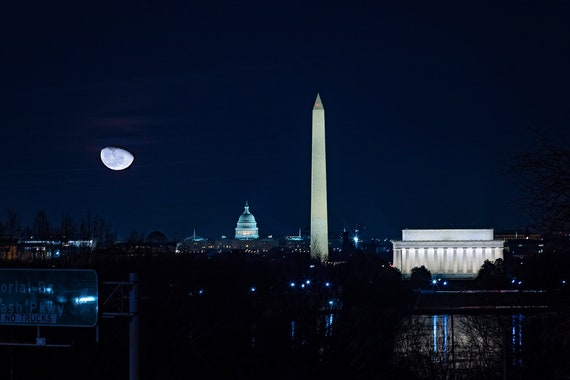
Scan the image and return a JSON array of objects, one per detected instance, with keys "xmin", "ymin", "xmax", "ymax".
[{"xmin": 392, "ymin": 229, "xmax": 505, "ymax": 279}]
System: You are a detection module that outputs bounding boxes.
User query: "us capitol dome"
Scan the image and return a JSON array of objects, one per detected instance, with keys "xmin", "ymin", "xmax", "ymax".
[{"xmin": 235, "ymin": 202, "xmax": 259, "ymax": 240}]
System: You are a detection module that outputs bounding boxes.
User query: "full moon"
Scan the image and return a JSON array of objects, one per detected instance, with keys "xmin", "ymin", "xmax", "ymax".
[{"xmin": 100, "ymin": 147, "xmax": 135, "ymax": 171}]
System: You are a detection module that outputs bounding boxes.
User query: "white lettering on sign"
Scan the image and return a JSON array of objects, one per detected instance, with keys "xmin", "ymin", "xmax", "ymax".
[
  {"xmin": 0, "ymin": 281, "xmax": 53, "ymax": 294},
  {"xmin": 0, "ymin": 313, "xmax": 58, "ymax": 324}
]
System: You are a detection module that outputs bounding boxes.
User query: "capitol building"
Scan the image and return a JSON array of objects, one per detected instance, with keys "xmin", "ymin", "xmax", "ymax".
[
  {"xmin": 235, "ymin": 202, "xmax": 259, "ymax": 240},
  {"xmin": 176, "ymin": 202, "xmax": 312, "ymax": 254}
]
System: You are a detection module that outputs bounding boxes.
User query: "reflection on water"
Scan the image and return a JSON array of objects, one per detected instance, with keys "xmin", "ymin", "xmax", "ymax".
[
  {"xmin": 290, "ymin": 320, "xmax": 295, "ymax": 342},
  {"xmin": 394, "ymin": 313, "xmax": 525, "ymax": 379},
  {"xmin": 324, "ymin": 313, "xmax": 334, "ymax": 337},
  {"xmin": 250, "ymin": 323, "xmax": 256, "ymax": 349},
  {"xmin": 244, "ymin": 311, "xmax": 532, "ymax": 378},
  {"xmin": 431, "ymin": 315, "xmax": 450, "ymax": 363},
  {"xmin": 289, "ymin": 313, "xmax": 336, "ymax": 349},
  {"xmin": 512, "ymin": 313, "xmax": 523, "ymax": 367}
]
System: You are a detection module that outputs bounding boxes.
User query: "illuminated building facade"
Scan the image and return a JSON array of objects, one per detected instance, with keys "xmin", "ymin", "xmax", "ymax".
[
  {"xmin": 175, "ymin": 230, "xmax": 208, "ymax": 254},
  {"xmin": 235, "ymin": 202, "xmax": 259, "ymax": 240},
  {"xmin": 6, "ymin": 239, "xmax": 96, "ymax": 261},
  {"xmin": 279, "ymin": 229, "xmax": 311, "ymax": 253},
  {"xmin": 392, "ymin": 229, "xmax": 504, "ymax": 279}
]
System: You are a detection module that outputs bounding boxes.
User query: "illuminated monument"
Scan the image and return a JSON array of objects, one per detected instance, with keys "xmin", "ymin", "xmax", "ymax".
[
  {"xmin": 310, "ymin": 94, "xmax": 329, "ymax": 261},
  {"xmin": 392, "ymin": 229, "xmax": 504, "ymax": 279},
  {"xmin": 235, "ymin": 202, "xmax": 259, "ymax": 240}
]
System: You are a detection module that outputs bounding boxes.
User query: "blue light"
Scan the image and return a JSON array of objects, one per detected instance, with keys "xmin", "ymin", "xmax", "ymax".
[
  {"xmin": 249, "ymin": 287, "xmax": 256, "ymax": 293},
  {"xmin": 290, "ymin": 282, "xmax": 296, "ymax": 288},
  {"xmin": 198, "ymin": 289, "xmax": 204, "ymax": 295},
  {"xmin": 301, "ymin": 283, "xmax": 305, "ymax": 288},
  {"xmin": 328, "ymin": 300, "xmax": 334, "ymax": 306},
  {"xmin": 73, "ymin": 296, "xmax": 96, "ymax": 304},
  {"xmin": 306, "ymin": 280, "xmax": 311, "ymax": 285},
  {"xmin": 563, "ymin": 280, "xmax": 567, "ymax": 285},
  {"xmin": 325, "ymin": 282, "xmax": 330, "ymax": 287},
  {"xmin": 443, "ymin": 281, "xmax": 448, "ymax": 286},
  {"xmin": 432, "ymin": 279, "xmax": 436, "ymax": 285}
]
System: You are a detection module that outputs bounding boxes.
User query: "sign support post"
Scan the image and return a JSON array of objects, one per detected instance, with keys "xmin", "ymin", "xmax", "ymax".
[{"xmin": 129, "ymin": 272, "xmax": 139, "ymax": 380}]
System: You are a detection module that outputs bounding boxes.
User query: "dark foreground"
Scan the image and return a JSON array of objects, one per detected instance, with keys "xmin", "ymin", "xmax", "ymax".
[{"xmin": 1, "ymin": 253, "xmax": 570, "ymax": 379}]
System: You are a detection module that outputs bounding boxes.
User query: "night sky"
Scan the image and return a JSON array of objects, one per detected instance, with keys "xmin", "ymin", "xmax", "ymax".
[{"xmin": 2, "ymin": 1, "xmax": 570, "ymax": 241}]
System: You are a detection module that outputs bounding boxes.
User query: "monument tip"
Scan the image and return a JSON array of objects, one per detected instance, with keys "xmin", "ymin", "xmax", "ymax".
[{"xmin": 313, "ymin": 93, "xmax": 324, "ymax": 110}]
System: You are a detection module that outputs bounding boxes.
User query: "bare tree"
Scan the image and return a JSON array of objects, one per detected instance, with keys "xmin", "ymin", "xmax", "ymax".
[
  {"xmin": 5, "ymin": 209, "xmax": 21, "ymax": 242},
  {"xmin": 59, "ymin": 213, "xmax": 76, "ymax": 242},
  {"xmin": 93, "ymin": 213, "xmax": 116, "ymax": 249},
  {"xmin": 80, "ymin": 211, "xmax": 116, "ymax": 252},
  {"xmin": 31, "ymin": 209, "xmax": 51, "ymax": 240},
  {"xmin": 80, "ymin": 211, "xmax": 94, "ymax": 241},
  {"xmin": 508, "ymin": 140, "xmax": 570, "ymax": 236},
  {"xmin": 4, "ymin": 209, "xmax": 21, "ymax": 260}
]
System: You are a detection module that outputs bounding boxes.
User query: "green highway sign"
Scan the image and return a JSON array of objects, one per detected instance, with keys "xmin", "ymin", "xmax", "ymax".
[{"xmin": 0, "ymin": 269, "xmax": 98, "ymax": 327}]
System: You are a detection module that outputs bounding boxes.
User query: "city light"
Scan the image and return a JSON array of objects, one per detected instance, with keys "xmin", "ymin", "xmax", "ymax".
[
  {"xmin": 43, "ymin": 286, "xmax": 54, "ymax": 294},
  {"xmin": 74, "ymin": 296, "xmax": 96, "ymax": 304}
]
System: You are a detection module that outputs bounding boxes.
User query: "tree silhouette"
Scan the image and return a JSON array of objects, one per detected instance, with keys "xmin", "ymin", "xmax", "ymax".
[
  {"xmin": 3, "ymin": 209, "xmax": 21, "ymax": 260},
  {"xmin": 410, "ymin": 265, "xmax": 432, "ymax": 289},
  {"xmin": 59, "ymin": 213, "xmax": 76, "ymax": 242},
  {"xmin": 476, "ymin": 258, "xmax": 508, "ymax": 289},
  {"xmin": 32, "ymin": 209, "xmax": 51, "ymax": 240},
  {"xmin": 508, "ymin": 140, "xmax": 570, "ymax": 236}
]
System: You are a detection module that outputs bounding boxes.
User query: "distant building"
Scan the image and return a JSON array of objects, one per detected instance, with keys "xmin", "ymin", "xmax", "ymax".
[
  {"xmin": 495, "ymin": 230, "xmax": 544, "ymax": 258},
  {"xmin": 177, "ymin": 202, "xmax": 277, "ymax": 254},
  {"xmin": 143, "ymin": 230, "xmax": 172, "ymax": 255},
  {"xmin": 16, "ymin": 239, "xmax": 95, "ymax": 261},
  {"xmin": 235, "ymin": 202, "xmax": 259, "ymax": 240},
  {"xmin": 0, "ymin": 237, "xmax": 19, "ymax": 261},
  {"xmin": 392, "ymin": 229, "xmax": 505, "ymax": 279},
  {"xmin": 279, "ymin": 234, "xmax": 311, "ymax": 253},
  {"xmin": 175, "ymin": 230, "xmax": 208, "ymax": 254}
]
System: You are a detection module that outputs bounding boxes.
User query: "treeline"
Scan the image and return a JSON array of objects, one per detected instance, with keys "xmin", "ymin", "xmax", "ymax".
[{"xmin": 0, "ymin": 208, "xmax": 116, "ymax": 249}]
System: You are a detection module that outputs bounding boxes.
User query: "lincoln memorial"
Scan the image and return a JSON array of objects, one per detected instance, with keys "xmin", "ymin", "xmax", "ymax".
[{"xmin": 392, "ymin": 229, "xmax": 505, "ymax": 279}]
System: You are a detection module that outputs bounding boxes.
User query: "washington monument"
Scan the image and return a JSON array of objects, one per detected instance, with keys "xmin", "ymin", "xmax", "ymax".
[{"xmin": 310, "ymin": 93, "xmax": 329, "ymax": 261}]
